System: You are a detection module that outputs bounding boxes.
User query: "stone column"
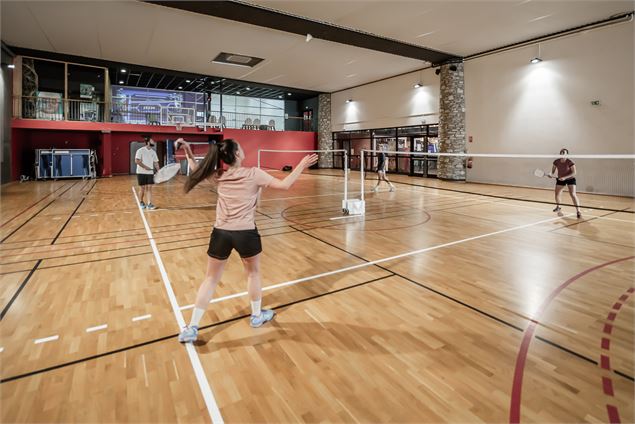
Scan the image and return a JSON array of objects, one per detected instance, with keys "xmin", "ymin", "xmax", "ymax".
[
  {"xmin": 317, "ymin": 93, "xmax": 333, "ymax": 168},
  {"xmin": 438, "ymin": 62, "xmax": 466, "ymax": 181}
]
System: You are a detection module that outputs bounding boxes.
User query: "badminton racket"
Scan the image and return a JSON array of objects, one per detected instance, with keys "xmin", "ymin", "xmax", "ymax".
[{"xmin": 154, "ymin": 163, "xmax": 181, "ymax": 184}]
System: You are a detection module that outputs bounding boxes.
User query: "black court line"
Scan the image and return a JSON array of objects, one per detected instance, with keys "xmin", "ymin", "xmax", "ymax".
[
  {"xmin": 308, "ymin": 171, "xmax": 635, "ymax": 214},
  {"xmin": 547, "ymin": 209, "xmax": 624, "ymax": 232},
  {"xmin": 0, "ymin": 273, "xmax": 394, "ymax": 384},
  {"xmin": 294, "ymin": 224, "xmax": 635, "ymax": 382},
  {"xmin": 1, "ymin": 187, "xmax": 91, "ymax": 320},
  {"xmin": 0, "ymin": 219, "xmax": 215, "ymax": 247},
  {"xmin": 0, "ymin": 228, "xmax": 302, "ymax": 276},
  {"xmin": 0, "ymin": 182, "xmax": 78, "ymax": 244},
  {"xmin": 0, "ymin": 260, "xmax": 42, "ymax": 321}
]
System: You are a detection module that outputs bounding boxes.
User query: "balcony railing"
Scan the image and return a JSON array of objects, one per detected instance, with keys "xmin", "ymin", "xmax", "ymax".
[{"xmin": 12, "ymin": 96, "xmax": 310, "ymax": 131}]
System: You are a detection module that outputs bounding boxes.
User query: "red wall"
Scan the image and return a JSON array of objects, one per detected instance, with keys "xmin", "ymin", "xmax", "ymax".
[{"xmin": 10, "ymin": 119, "xmax": 317, "ymax": 179}]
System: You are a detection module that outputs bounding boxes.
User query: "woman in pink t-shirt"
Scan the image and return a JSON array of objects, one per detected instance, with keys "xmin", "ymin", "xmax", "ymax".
[
  {"xmin": 175, "ymin": 138, "xmax": 317, "ymax": 343},
  {"xmin": 549, "ymin": 148, "xmax": 582, "ymax": 218}
]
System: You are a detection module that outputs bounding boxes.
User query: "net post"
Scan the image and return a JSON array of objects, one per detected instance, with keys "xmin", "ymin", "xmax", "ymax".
[
  {"xmin": 360, "ymin": 150, "xmax": 365, "ymax": 202},
  {"xmin": 344, "ymin": 151, "xmax": 348, "ymax": 203}
]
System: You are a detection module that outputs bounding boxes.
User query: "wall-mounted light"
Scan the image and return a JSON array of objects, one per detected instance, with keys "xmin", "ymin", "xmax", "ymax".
[
  {"xmin": 7, "ymin": 64, "xmax": 15, "ymax": 69},
  {"xmin": 413, "ymin": 83, "xmax": 422, "ymax": 88},
  {"xmin": 346, "ymin": 99, "xmax": 353, "ymax": 103},
  {"xmin": 306, "ymin": 33, "xmax": 313, "ymax": 43}
]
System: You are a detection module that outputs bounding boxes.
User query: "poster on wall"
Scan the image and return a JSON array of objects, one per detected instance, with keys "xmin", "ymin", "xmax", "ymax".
[
  {"xmin": 80, "ymin": 84, "xmax": 95, "ymax": 99},
  {"xmin": 111, "ymin": 86, "xmax": 206, "ymax": 125},
  {"xmin": 36, "ymin": 91, "xmax": 63, "ymax": 120}
]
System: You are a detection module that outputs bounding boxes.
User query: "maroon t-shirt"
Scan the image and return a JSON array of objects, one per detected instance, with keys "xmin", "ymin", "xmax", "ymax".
[{"xmin": 553, "ymin": 159, "xmax": 575, "ymax": 179}]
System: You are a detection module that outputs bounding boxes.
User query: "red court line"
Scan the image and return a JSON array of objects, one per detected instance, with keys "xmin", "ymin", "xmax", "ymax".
[
  {"xmin": 508, "ymin": 255, "xmax": 635, "ymax": 424},
  {"xmin": 602, "ymin": 377, "xmax": 614, "ymax": 396},
  {"xmin": 600, "ymin": 355, "xmax": 610, "ymax": 370},
  {"xmin": 0, "ymin": 183, "xmax": 69, "ymax": 228},
  {"xmin": 601, "ymin": 337, "xmax": 611, "ymax": 350},
  {"xmin": 599, "ymin": 286, "xmax": 634, "ymax": 424},
  {"xmin": 607, "ymin": 405, "xmax": 621, "ymax": 423},
  {"xmin": 603, "ymin": 323, "xmax": 613, "ymax": 335}
]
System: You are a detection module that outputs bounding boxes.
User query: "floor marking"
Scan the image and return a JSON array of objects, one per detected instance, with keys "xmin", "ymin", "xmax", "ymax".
[
  {"xmin": 132, "ymin": 314, "xmax": 152, "ymax": 322},
  {"xmin": 329, "ymin": 214, "xmax": 363, "ymax": 221},
  {"xmin": 132, "ymin": 187, "xmax": 223, "ymax": 424},
  {"xmin": 141, "ymin": 354, "xmax": 149, "ymax": 388},
  {"xmin": 86, "ymin": 324, "xmax": 108, "ymax": 333},
  {"xmin": 172, "ymin": 359, "xmax": 180, "ymax": 381},
  {"xmin": 177, "ymin": 214, "xmax": 573, "ymax": 311},
  {"xmin": 34, "ymin": 335, "xmax": 59, "ymax": 344}
]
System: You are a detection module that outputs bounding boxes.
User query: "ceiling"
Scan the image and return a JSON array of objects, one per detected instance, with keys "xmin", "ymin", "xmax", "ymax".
[{"xmin": 2, "ymin": 1, "xmax": 632, "ymax": 94}]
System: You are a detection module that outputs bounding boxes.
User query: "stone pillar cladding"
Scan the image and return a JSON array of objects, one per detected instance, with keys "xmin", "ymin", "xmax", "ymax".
[
  {"xmin": 317, "ymin": 93, "xmax": 333, "ymax": 168},
  {"xmin": 438, "ymin": 62, "xmax": 466, "ymax": 181}
]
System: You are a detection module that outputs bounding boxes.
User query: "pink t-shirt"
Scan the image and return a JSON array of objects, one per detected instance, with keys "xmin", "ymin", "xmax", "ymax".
[{"xmin": 213, "ymin": 167, "xmax": 274, "ymax": 231}]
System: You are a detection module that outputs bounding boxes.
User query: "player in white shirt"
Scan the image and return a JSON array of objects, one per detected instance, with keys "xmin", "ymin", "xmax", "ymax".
[{"xmin": 135, "ymin": 137, "xmax": 160, "ymax": 210}]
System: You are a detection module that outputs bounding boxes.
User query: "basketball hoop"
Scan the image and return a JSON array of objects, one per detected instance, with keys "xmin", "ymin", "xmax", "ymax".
[{"xmin": 175, "ymin": 122, "xmax": 182, "ymax": 131}]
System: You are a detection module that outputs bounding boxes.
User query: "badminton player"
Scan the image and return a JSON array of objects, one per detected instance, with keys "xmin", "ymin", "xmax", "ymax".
[
  {"xmin": 549, "ymin": 148, "xmax": 582, "ymax": 218},
  {"xmin": 135, "ymin": 137, "xmax": 160, "ymax": 210}
]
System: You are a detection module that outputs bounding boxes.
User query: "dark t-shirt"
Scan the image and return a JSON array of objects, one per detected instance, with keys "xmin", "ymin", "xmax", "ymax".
[
  {"xmin": 553, "ymin": 159, "xmax": 575, "ymax": 179},
  {"xmin": 377, "ymin": 152, "xmax": 386, "ymax": 171}
]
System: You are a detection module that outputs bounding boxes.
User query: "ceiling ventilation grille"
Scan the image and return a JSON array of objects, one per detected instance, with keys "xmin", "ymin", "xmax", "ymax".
[{"xmin": 212, "ymin": 52, "xmax": 264, "ymax": 68}]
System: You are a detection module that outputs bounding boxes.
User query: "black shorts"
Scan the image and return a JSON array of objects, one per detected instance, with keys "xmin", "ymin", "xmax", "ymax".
[
  {"xmin": 137, "ymin": 174, "xmax": 154, "ymax": 186},
  {"xmin": 556, "ymin": 178, "xmax": 576, "ymax": 186},
  {"xmin": 207, "ymin": 228, "xmax": 262, "ymax": 260}
]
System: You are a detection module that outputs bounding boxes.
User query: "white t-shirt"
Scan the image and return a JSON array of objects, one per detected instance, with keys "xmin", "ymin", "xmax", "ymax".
[{"xmin": 135, "ymin": 147, "xmax": 158, "ymax": 175}]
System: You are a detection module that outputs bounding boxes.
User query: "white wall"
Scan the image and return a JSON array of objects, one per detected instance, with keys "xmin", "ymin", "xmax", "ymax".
[
  {"xmin": 465, "ymin": 21, "xmax": 634, "ymax": 195},
  {"xmin": 331, "ymin": 68, "xmax": 440, "ymax": 132}
]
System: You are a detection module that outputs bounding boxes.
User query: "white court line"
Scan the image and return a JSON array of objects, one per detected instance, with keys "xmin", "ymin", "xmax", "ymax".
[
  {"xmin": 132, "ymin": 314, "xmax": 152, "ymax": 322},
  {"xmin": 329, "ymin": 214, "xmax": 363, "ymax": 221},
  {"xmin": 86, "ymin": 324, "xmax": 108, "ymax": 333},
  {"xmin": 178, "ymin": 213, "xmax": 572, "ymax": 311},
  {"xmin": 132, "ymin": 187, "xmax": 223, "ymax": 424},
  {"xmin": 34, "ymin": 335, "xmax": 59, "ymax": 344}
]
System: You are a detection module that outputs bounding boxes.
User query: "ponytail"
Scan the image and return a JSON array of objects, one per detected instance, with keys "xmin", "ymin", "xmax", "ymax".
[{"xmin": 184, "ymin": 139, "xmax": 238, "ymax": 193}]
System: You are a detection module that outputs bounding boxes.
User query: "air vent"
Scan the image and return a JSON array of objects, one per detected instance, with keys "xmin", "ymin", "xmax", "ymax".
[{"xmin": 212, "ymin": 52, "xmax": 264, "ymax": 68}]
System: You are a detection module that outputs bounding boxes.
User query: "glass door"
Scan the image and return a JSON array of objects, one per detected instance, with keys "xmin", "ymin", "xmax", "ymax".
[
  {"xmin": 411, "ymin": 137, "xmax": 426, "ymax": 176},
  {"xmin": 396, "ymin": 137, "xmax": 411, "ymax": 174}
]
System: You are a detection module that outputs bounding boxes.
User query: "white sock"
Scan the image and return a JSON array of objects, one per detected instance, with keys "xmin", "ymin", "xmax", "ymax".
[
  {"xmin": 251, "ymin": 299, "xmax": 262, "ymax": 317},
  {"xmin": 190, "ymin": 308, "xmax": 205, "ymax": 328}
]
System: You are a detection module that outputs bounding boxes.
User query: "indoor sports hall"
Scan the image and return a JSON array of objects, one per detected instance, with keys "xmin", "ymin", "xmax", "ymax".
[{"xmin": 0, "ymin": 2, "xmax": 633, "ymax": 423}]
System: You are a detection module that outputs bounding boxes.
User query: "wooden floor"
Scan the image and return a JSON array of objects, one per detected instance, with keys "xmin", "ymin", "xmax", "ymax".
[{"xmin": 1, "ymin": 171, "xmax": 633, "ymax": 423}]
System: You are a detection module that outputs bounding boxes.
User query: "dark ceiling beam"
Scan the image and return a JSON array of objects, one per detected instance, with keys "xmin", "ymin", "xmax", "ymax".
[{"xmin": 146, "ymin": 0, "xmax": 461, "ymax": 64}]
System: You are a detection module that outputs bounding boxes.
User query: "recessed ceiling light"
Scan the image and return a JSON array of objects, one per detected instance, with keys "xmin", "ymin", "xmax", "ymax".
[
  {"xmin": 186, "ymin": 79, "xmax": 190, "ymax": 83},
  {"xmin": 119, "ymin": 80, "xmax": 124, "ymax": 84},
  {"xmin": 246, "ymin": 87, "xmax": 251, "ymax": 91},
  {"xmin": 530, "ymin": 57, "xmax": 542, "ymax": 64},
  {"xmin": 120, "ymin": 69, "xmax": 127, "ymax": 73},
  {"xmin": 178, "ymin": 86, "xmax": 183, "ymax": 89},
  {"xmin": 287, "ymin": 93, "xmax": 291, "ymax": 96},
  {"xmin": 237, "ymin": 91, "xmax": 241, "ymax": 95},
  {"xmin": 7, "ymin": 64, "xmax": 15, "ymax": 69},
  {"xmin": 278, "ymin": 95, "xmax": 283, "ymax": 99}
]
